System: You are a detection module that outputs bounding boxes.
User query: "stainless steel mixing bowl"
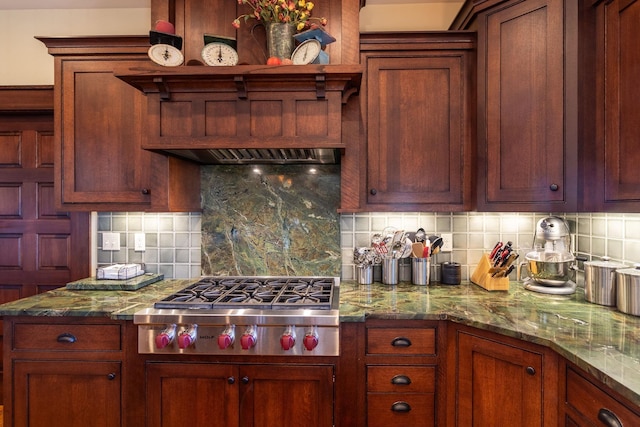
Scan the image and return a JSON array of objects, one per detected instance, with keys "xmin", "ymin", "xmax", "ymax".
[{"xmin": 523, "ymin": 251, "xmax": 577, "ymax": 287}]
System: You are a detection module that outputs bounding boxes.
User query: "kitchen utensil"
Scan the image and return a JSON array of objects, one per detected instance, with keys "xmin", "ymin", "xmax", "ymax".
[
  {"xmin": 415, "ymin": 228, "xmax": 426, "ymax": 243},
  {"xmin": 412, "ymin": 257, "xmax": 430, "ymax": 285},
  {"xmin": 429, "ymin": 235, "xmax": 443, "ymax": 255},
  {"xmin": 584, "ymin": 256, "xmax": 626, "ymax": 306},
  {"xmin": 412, "ymin": 242, "xmax": 425, "ymax": 258},
  {"xmin": 489, "ymin": 241, "xmax": 502, "ymax": 259},
  {"xmin": 616, "ymin": 265, "xmax": 640, "ymax": 316},
  {"xmin": 521, "ymin": 251, "xmax": 577, "ymax": 286}
]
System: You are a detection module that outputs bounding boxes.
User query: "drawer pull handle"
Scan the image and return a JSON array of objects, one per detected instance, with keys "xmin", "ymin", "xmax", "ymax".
[
  {"xmin": 391, "ymin": 337, "xmax": 412, "ymax": 347},
  {"xmin": 107, "ymin": 373, "xmax": 116, "ymax": 380},
  {"xmin": 525, "ymin": 366, "xmax": 536, "ymax": 376},
  {"xmin": 391, "ymin": 375, "xmax": 412, "ymax": 386},
  {"xmin": 56, "ymin": 333, "xmax": 77, "ymax": 344},
  {"xmin": 391, "ymin": 401, "xmax": 411, "ymax": 413},
  {"xmin": 598, "ymin": 408, "xmax": 622, "ymax": 427}
]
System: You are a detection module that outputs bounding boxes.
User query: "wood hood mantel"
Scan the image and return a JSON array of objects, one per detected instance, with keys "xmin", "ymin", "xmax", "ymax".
[{"xmin": 114, "ymin": 64, "xmax": 362, "ymax": 164}]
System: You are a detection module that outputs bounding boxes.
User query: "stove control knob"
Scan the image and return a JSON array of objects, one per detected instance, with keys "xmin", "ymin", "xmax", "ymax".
[
  {"xmin": 218, "ymin": 324, "xmax": 236, "ymax": 350},
  {"xmin": 280, "ymin": 325, "xmax": 297, "ymax": 351},
  {"xmin": 240, "ymin": 325, "xmax": 257, "ymax": 350},
  {"xmin": 303, "ymin": 326, "xmax": 319, "ymax": 351},
  {"xmin": 155, "ymin": 324, "xmax": 177, "ymax": 349},
  {"xmin": 177, "ymin": 324, "xmax": 198, "ymax": 349}
]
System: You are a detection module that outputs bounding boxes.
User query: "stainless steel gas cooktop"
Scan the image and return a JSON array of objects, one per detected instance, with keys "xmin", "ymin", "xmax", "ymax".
[{"xmin": 134, "ymin": 276, "xmax": 340, "ymax": 356}]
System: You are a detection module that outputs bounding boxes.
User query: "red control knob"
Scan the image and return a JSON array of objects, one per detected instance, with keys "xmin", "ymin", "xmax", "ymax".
[
  {"xmin": 218, "ymin": 334, "xmax": 233, "ymax": 349},
  {"xmin": 280, "ymin": 334, "xmax": 295, "ymax": 351},
  {"xmin": 217, "ymin": 325, "xmax": 236, "ymax": 350},
  {"xmin": 177, "ymin": 324, "xmax": 197, "ymax": 349},
  {"xmin": 155, "ymin": 324, "xmax": 176, "ymax": 349},
  {"xmin": 155, "ymin": 333, "xmax": 172, "ymax": 349},
  {"xmin": 177, "ymin": 333, "xmax": 193, "ymax": 349},
  {"xmin": 240, "ymin": 326, "xmax": 257, "ymax": 350},
  {"xmin": 303, "ymin": 334, "xmax": 319, "ymax": 351},
  {"xmin": 241, "ymin": 333, "xmax": 256, "ymax": 350}
]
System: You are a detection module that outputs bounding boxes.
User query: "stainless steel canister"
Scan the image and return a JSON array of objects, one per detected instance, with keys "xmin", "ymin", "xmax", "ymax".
[
  {"xmin": 616, "ymin": 264, "xmax": 640, "ymax": 316},
  {"xmin": 411, "ymin": 257, "xmax": 430, "ymax": 285},
  {"xmin": 382, "ymin": 257, "xmax": 399, "ymax": 285},
  {"xmin": 584, "ymin": 256, "xmax": 626, "ymax": 306},
  {"xmin": 399, "ymin": 257, "xmax": 412, "ymax": 282},
  {"xmin": 357, "ymin": 265, "xmax": 373, "ymax": 285}
]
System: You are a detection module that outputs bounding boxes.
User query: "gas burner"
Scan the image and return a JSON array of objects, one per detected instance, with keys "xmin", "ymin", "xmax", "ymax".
[{"xmin": 154, "ymin": 276, "xmax": 336, "ymax": 310}]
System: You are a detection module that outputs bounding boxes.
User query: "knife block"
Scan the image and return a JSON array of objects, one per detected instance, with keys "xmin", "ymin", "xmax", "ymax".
[{"xmin": 470, "ymin": 254, "xmax": 510, "ymax": 291}]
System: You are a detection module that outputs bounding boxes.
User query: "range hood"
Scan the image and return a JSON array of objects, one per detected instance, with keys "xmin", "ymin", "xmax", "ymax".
[
  {"xmin": 115, "ymin": 65, "xmax": 362, "ymax": 165},
  {"xmin": 162, "ymin": 148, "xmax": 339, "ymax": 165}
]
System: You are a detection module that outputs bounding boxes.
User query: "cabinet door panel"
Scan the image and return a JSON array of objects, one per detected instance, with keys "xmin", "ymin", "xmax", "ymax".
[
  {"xmin": 478, "ymin": 0, "xmax": 575, "ymax": 210},
  {"xmin": 240, "ymin": 364, "xmax": 334, "ymax": 427},
  {"xmin": 603, "ymin": 0, "xmax": 640, "ymax": 204},
  {"xmin": 60, "ymin": 58, "xmax": 152, "ymax": 206},
  {"xmin": 457, "ymin": 331, "xmax": 544, "ymax": 427},
  {"xmin": 366, "ymin": 56, "xmax": 469, "ymax": 208},
  {"xmin": 13, "ymin": 360, "xmax": 121, "ymax": 427},
  {"xmin": 146, "ymin": 362, "xmax": 239, "ymax": 427}
]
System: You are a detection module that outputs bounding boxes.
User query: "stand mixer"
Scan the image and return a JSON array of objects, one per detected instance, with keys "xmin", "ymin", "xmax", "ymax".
[{"xmin": 521, "ymin": 216, "xmax": 578, "ymax": 295}]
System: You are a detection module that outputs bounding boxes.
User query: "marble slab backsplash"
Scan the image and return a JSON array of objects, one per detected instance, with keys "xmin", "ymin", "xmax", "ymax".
[{"xmin": 199, "ymin": 165, "xmax": 341, "ymax": 277}]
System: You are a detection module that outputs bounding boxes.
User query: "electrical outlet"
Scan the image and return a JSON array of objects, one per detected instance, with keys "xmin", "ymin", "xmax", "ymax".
[
  {"xmin": 440, "ymin": 233, "xmax": 453, "ymax": 252},
  {"xmin": 134, "ymin": 233, "xmax": 146, "ymax": 251},
  {"xmin": 103, "ymin": 232, "xmax": 120, "ymax": 251}
]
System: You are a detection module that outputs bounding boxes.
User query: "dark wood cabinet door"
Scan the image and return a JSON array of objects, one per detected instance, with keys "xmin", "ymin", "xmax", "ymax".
[
  {"xmin": 145, "ymin": 362, "xmax": 333, "ymax": 427},
  {"xmin": 58, "ymin": 57, "xmax": 156, "ymax": 209},
  {"xmin": 589, "ymin": 0, "xmax": 640, "ymax": 211},
  {"xmin": 360, "ymin": 34, "xmax": 475, "ymax": 212},
  {"xmin": 12, "ymin": 360, "xmax": 121, "ymax": 427},
  {"xmin": 146, "ymin": 362, "xmax": 239, "ymax": 427},
  {"xmin": 455, "ymin": 329, "xmax": 556, "ymax": 427},
  {"xmin": 39, "ymin": 37, "xmax": 201, "ymax": 212},
  {"xmin": 239, "ymin": 364, "xmax": 334, "ymax": 427},
  {"xmin": 477, "ymin": 0, "xmax": 577, "ymax": 211}
]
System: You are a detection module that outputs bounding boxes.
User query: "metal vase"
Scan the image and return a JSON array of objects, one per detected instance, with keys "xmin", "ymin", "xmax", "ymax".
[{"xmin": 266, "ymin": 22, "xmax": 295, "ymax": 59}]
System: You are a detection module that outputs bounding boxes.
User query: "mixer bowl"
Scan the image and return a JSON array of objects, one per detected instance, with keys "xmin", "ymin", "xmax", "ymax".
[{"xmin": 524, "ymin": 251, "xmax": 576, "ymax": 287}]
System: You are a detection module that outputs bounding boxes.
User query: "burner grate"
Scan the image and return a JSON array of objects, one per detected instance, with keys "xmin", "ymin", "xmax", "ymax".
[{"xmin": 154, "ymin": 277, "xmax": 335, "ymax": 310}]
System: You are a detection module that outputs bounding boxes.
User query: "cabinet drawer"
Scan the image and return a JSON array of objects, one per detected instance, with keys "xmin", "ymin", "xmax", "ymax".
[
  {"xmin": 367, "ymin": 365, "xmax": 436, "ymax": 393},
  {"xmin": 367, "ymin": 328, "xmax": 436, "ymax": 356},
  {"xmin": 566, "ymin": 366, "xmax": 640, "ymax": 426},
  {"xmin": 367, "ymin": 393, "xmax": 434, "ymax": 427},
  {"xmin": 12, "ymin": 323, "xmax": 122, "ymax": 351}
]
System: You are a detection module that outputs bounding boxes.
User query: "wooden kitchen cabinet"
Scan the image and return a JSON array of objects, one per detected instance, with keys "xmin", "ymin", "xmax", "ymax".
[
  {"xmin": 145, "ymin": 361, "xmax": 334, "ymax": 427},
  {"xmin": 3, "ymin": 317, "xmax": 127, "ymax": 427},
  {"xmin": 354, "ymin": 33, "xmax": 475, "ymax": 212},
  {"xmin": 364, "ymin": 320, "xmax": 443, "ymax": 427},
  {"xmin": 561, "ymin": 360, "xmax": 640, "ymax": 426},
  {"xmin": 446, "ymin": 324, "xmax": 559, "ymax": 427},
  {"xmin": 37, "ymin": 36, "xmax": 200, "ymax": 212},
  {"xmin": 452, "ymin": 0, "xmax": 579, "ymax": 211},
  {"xmin": 582, "ymin": 0, "xmax": 640, "ymax": 211}
]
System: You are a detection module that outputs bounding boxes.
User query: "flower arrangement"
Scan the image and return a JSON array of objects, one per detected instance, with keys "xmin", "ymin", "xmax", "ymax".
[{"xmin": 232, "ymin": 0, "xmax": 327, "ymax": 32}]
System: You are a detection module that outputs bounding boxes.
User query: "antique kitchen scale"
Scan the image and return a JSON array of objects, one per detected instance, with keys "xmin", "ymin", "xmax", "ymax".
[{"xmin": 148, "ymin": 19, "xmax": 336, "ymax": 67}]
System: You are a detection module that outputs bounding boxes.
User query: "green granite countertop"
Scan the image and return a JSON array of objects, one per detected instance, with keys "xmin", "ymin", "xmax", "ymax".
[{"xmin": 1, "ymin": 279, "xmax": 639, "ymax": 406}]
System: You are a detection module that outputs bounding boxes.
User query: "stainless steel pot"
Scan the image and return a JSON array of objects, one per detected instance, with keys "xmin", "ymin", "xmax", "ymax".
[
  {"xmin": 584, "ymin": 256, "xmax": 626, "ymax": 306},
  {"xmin": 521, "ymin": 251, "xmax": 577, "ymax": 287},
  {"xmin": 616, "ymin": 264, "xmax": 640, "ymax": 316}
]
